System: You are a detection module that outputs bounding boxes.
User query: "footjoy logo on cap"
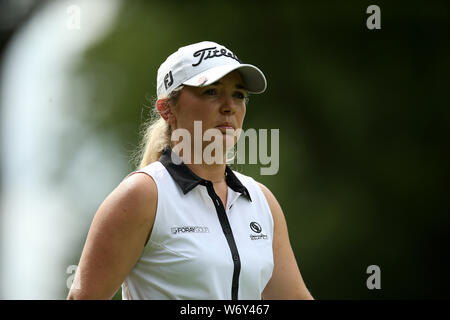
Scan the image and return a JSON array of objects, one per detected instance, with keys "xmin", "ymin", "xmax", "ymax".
[{"xmin": 164, "ymin": 70, "xmax": 174, "ymax": 89}]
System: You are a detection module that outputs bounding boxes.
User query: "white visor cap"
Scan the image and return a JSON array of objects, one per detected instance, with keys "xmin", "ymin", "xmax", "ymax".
[{"xmin": 156, "ymin": 41, "xmax": 267, "ymax": 99}]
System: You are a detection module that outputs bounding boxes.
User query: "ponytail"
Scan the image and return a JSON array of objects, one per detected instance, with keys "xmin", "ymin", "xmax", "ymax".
[{"xmin": 132, "ymin": 86, "xmax": 183, "ymax": 169}]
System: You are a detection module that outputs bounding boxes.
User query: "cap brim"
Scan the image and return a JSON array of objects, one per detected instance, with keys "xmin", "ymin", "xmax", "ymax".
[{"xmin": 182, "ymin": 64, "xmax": 267, "ymax": 94}]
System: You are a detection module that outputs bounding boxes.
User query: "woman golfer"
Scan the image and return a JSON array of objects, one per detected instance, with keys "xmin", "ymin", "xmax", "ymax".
[{"xmin": 67, "ymin": 41, "xmax": 313, "ymax": 300}]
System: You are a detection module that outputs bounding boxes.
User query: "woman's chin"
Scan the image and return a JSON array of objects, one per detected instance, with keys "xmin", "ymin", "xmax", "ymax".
[{"xmin": 222, "ymin": 135, "xmax": 236, "ymax": 149}]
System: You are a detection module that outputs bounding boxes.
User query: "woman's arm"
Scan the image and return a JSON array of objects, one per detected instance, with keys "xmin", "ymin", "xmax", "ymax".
[
  {"xmin": 258, "ymin": 182, "xmax": 314, "ymax": 300},
  {"xmin": 67, "ymin": 173, "xmax": 157, "ymax": 299}
]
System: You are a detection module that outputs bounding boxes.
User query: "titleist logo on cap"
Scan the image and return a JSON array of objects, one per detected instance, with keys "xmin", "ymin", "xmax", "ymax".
[{"xmin": 192, "ymin": 46, "xmax": 241, "ymax": 67}]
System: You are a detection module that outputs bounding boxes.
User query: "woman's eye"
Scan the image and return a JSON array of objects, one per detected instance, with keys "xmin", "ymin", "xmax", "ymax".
[
  {"xmin": 234, "ymin": 91, "xmax": 246, "ymax": 99},
  {"xmin": 203, "ymin": 88, "xmax": 217, "ymax": 95}
]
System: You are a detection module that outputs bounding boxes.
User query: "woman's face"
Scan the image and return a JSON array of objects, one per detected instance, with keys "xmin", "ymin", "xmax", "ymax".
[{"xmin": 170, "ymin": 71, "xmax": 247, "ymax": 156}]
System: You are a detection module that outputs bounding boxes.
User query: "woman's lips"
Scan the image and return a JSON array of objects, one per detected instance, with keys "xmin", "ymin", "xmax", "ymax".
[
  {"xmin": 215, "ymin": 124, "xmax": 235, "ymax": 134},
  {"xmin": 215, "ymin": 122, "xmax": 234, "ymax": 130}
]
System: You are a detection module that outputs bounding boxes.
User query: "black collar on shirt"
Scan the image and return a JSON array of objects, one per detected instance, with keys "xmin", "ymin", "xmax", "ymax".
[{"xmin": 159, "ymin": 146, "xmax": 252, "ymax": 201}]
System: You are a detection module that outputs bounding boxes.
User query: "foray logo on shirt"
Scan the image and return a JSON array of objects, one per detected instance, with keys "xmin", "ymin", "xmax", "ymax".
[
  {"xmin": 192, "ymin": 46, "xmax": 241, "ymax": 67},
  {"xmin": 249, "ymin": 221, "xmax": 268, "ymax": 240},
  {"xmin": 171, "ymin": 226, "xmax": 210, "ymax": 234}
]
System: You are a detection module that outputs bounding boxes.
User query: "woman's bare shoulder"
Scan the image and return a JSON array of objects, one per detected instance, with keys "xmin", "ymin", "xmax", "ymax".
[
  {"xmin": 255, "ymin": 181, "xmax": 279, "ymax": 208},
  {"xmin": 89, "ymin": 171, "xmax": 158, "ymax": 233},
  {"xmin": 110, "ymin": 171, "xmax": 158, "ymax": 216},
  {"xmin": 119, "ymin": 171, "xmax": 158, "ymax": 196}
]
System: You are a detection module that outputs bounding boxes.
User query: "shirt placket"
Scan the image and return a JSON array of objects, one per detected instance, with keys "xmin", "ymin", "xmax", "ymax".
[{"xmin": 200, "ymin": 180, "xmax": 241, "ymax": 300}]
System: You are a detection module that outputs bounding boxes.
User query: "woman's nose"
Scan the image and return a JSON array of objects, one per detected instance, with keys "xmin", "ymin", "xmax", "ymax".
[{"xmin": 219, "ymin": 95, "xmax": 236, "ymax": 114}]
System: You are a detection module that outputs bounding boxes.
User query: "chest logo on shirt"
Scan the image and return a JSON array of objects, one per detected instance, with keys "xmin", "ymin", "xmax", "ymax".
[
  {"xmin": 250, "ymin": 222, "xmax": 262, "ymax": 233},
  {"xmin": 171, "ymin": 226, "xmax": 210, "ymax": 234},
  {"xmin": 249, "ymin": 221, "xmax": 268, "ymax": 240}
]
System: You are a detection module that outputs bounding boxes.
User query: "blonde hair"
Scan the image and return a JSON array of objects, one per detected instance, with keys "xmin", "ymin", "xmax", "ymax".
[{"xmin": 132, "ymin": 86, "xmax": 184, "ymax": 169}]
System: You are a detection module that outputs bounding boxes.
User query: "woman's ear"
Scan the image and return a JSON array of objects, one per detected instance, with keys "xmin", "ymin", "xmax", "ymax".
[
  {"xmin": 156, "ymin": 99, "xmax": 169, "ymax": 120},
  {"xmin": 156, "ymin": 98, "xmax": 176, "ymax": 128}
]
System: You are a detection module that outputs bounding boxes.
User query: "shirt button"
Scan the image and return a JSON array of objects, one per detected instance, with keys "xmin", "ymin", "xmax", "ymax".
[
  {"xmin": 224, "ymin": 227, "xmax": 231, "ymax": 234},
  {"xmin": 233, "ymin": 255, "xmax": 239, "ymax": 261}
]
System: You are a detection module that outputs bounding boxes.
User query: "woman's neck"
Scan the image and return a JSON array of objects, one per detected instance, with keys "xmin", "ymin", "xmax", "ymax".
[
  {"xmin": 172, "ymin": 144, "xmax": 228, "ymax": 183},
  {"xmin": 185, "ymin": 162, "xmax": 226, "ymax": 183}
]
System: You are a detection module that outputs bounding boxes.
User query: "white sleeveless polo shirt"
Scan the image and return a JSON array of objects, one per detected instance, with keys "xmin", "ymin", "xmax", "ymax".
[{"xmin": 121, "ymin": 147, "xmax": 274, "ymax": 300}]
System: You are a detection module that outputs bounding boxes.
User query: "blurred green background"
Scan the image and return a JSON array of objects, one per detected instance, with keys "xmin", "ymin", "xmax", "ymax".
[{"xmin": 1, "ymin": 0, "xmax": 449, "ymax": 299}]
